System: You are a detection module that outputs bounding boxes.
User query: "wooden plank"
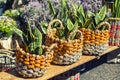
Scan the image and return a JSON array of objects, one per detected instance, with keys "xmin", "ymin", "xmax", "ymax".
[{"xmin": 0, "ymin": 46, "xmax": 119, "ymax": 80}]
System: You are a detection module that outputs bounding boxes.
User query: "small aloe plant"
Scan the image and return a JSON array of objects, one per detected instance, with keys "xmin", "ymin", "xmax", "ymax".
[
  {"xmin": 16, "ymin": 19, "xmax": 43, "ymax": 55},
  {"xmin": 72, "ymin": 5, "xmax": 108, "ymax": 31},
  {"xmin": 42, "ymin": 0, "xmax": 79, "ymax": 40}
]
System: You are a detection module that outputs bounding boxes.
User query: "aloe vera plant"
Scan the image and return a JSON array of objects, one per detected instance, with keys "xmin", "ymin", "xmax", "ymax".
[
  {"xmin": 46, "ymin": 0, "xmax": 79, "ymax": 40},
  {"xmin": 72, "ymin": 5, "xmax": 108, "ymax": 30},
  {"xmin": 16, "ymin": 19, "xmax": 43, "ymax": 55}
]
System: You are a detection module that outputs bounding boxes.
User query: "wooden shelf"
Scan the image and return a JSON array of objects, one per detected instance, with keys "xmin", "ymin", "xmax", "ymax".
[{"xmin": 0, "ymin": 46, "xmax": 119, "ymax": 80}]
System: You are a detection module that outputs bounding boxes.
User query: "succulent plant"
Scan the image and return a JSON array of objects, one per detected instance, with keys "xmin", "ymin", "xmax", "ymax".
[
  {"xmin": 47, "ymin": 0, "xmax": 79, "ymax": 40},
  {"xmin": 0, "ymin": 16, "xmax": 18, "ymax": 39},
  {"xmin": 15, "ymin": 19, "xmax": 43, "ymax": 55},
  {"xmin": 0, "ymin": 15, "xmax": 43, "ymax": 55},
  {"xmin": 24, "ymin": 19, "xmax": 43, "ymax": 55},
  {"xmin": 71, "ymin": 4, "xmax": 108, "ymax": 31}
]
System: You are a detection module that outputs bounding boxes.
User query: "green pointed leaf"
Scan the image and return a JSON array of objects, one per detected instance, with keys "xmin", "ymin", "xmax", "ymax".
[
  {"xmin": 57, "ymin": 29, "xmax": 66, "ymax": 40},
  {"xmin": 35, "ymin": 47, "xmax": 43, "ymax": 55},
  {"xmin": 95, "ymin": 13, "xmax": 101, "ymax": 25},
  {"xmin": 78, "ymin": 5, "xmax": 85, "ymax": 18},
  {"xmin": 48, "ymin": 0, "xmax": 56, "ymax": 16},
  {"xmin": 40, "ymin": 22, "xmax": 48, "ymax": 34},
  {"xmin": 67, "ymin": 19, "xmax": 74, "ymax": 31},
  {"xmin": 28, "ymin": 28, "xmax": 43, "ymax": 55},
  {"xmin": 83, "ymin": 19, "xmax": 92, "ymax": 28},
  {"xmin": 13, "ymin": 27, "xmax": 28, "ymax": 45},
  {"xmin": 53, "ymin": 10, "xmax": 59, "ymax": 19},
  {"xmin": 86, "ymin": 10, "xmax": 95, "ymax": 18},
  {"xmin": 98, "ymin": 6, "xmax": 106, "ymax": 20},
  {"xmin": 69, "ymin": 21, "xmax": 78, "ymax": 40},
  {"xmin": 77, "ymin": 12, "xmax": 84, "ymax": 26},
  {"xmin": 28, "ymin": 42, "xmax": 42, "ymax": 54},
  {"xmin": 70, "ymin": 33, "xmax": 76, "ymax": 40},
  {"xmin": 88, "ymin": 22, "xmax": 95, "ymax": 30},
  {"xmin": 73, "ymin": 21, "xmax": 78, "ymax": 30},
  {"xmin": 32, "ymin": 28, "xmax": 42, "ymax": 46},
  {"xmin": 71, "ymin": 3, "xmax": 77, "ymax": 14},
  {"xmin": 61, "ymin": 0, "xmax": 67, "ymax": 17}
]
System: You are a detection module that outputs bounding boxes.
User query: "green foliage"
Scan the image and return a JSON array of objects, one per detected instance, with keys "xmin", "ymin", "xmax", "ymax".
[
  {"xmin": 3, "ymin": 9, "xmax": 21, "ymax": 19},
  {"xmin": 86, "ymin": 10, "xmax": 95, "ymax": 18},
  {"xmin": 0, "ymin": 16, "xmax": 18, "ymax": 38},
  {"xmin": 72, "ymin": 5, "xmax": 108, "ymax": 30},
  {"xmin": 0, "ymin": 16, "xmax": 44, "ymax": 55},
  {"xmin": 28, "ymin": 27, "xmax": 43, "ymax": 55},
  {"xmin": 21, "ymin": 20, "xmax": 43, "ymax": 55},
  {"xmin": 98, "ymin": 6, "xmax": 106, "ymax": 20},
  {"xmin": 112, "ymin": 0, "xmax": 120, "ymax": 18},
  {"xmin": 95, "ymin": 13, "xmax": 101, "ymax": 25},
  {"xmin": 48, "ymin": 0, "xmax": 79, "ymax": 40},
  {"xmin": 67, "ymin": 19, "xmax": 74, "ymax": 31},
  {"xmin": 40, "ymin": 22, "xmax": 48, "ymax": 34},
  {"xmin": 48, "ymin": 0, "xmax": 56, "ymax": 16},
  {"xmin": 16, "ymin": 21, "xmax": 43, "ymax": 55}
]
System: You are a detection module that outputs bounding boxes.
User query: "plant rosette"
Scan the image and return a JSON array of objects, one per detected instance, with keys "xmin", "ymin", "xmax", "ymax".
[
  {"xmin": 70, "ymin": 5, "xmax": 110, "ymax": 55},
  {"xmin": 80, "ymin": 22, "xmax": 110, "ymax": 55},
  {"xmin": 46, "ymin": 19, "xmax": 83, "ymax": 65},
  {"xmin": 16, "ymin": 41, "xmax": 56, "ymax": 78},
  {"xmin": 0, "ymin": 16, "xmax": 17, "ymax": 49},
  {"xmin": 14, "ymin": 18, "xmax": 56, "ymax": 78}
]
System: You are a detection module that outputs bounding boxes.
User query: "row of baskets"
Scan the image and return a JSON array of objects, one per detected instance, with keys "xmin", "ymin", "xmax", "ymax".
[
  {"xmin": 0, "ymin": 18, "xmax": 119, "ymax": 78},
  {"xmin": 15, "ymin": 19, "xmax": 111, "ymax": 78}
]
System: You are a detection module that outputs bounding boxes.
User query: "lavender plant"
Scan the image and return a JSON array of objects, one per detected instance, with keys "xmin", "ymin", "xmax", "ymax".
[
  {"xmin": 81, "ymin": 0, "xmax": 103, "ymax": 13},
  {"xmin": 20, "ymin": 0, "xmax": 81, "ymax": 34}
]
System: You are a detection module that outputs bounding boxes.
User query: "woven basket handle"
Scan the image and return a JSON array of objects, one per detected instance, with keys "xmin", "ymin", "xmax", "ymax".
[
  {"xmin": 15, "ymin": 40, "xmax": 20, "ymax": 50},
  {"xmin": 96, "ymin": 22, "xmax": 110, "ymax": 31},
  {"xmin": 68, "ymin": 30, "xmax": 83, "ymax": 41},
  {"xmin": 47, "ymin": 19, "xmax": 64, "ymax": 33},
  {"xmin": 42, "ymin": 43, "xmax": 57, "ymax": 52}
]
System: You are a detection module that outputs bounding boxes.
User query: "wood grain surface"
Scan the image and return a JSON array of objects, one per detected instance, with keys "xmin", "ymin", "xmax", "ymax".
[{"xmin": 0, "ymin": 46, "xmax": 119, "ymax": 80}]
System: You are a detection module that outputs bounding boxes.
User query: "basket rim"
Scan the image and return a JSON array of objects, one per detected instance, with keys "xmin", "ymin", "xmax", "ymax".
[
  {"xmin": 46, "ymin": 19, "xmax": 83, "ymax": 43},
  {"xmin": 109, "ymin": 17, "xmax": 120, "ymax": 20}
]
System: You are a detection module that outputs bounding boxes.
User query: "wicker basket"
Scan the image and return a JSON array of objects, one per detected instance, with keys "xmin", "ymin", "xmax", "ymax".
[
  {"xmin": 46, "ymin": 19, "xmax": 83, "ymax": 65},
  {"xmin": 15, "ymin": 41, "xmax": 56, "ymax": 78},
  {"xmin": 109, "ymin": 18, "xmax": 120, "ymax": 46},
  {"xmin": 80, "ymin": 22, "xmax": 110, "ymax": 55},
  {"xmin": 0, "ymin": 49, "xmax": 15, "ymax": 71}
]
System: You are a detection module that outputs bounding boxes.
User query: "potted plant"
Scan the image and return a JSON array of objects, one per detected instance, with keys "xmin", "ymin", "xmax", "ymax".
[
  {"xmin": 15, "ymin": 19, "xmax": 56, "ymax": 78},
  {"xmin": 0, "ymin": 0, "xmax": 7, "ymax": 15},
  {"xmin": 45, "ymin": 0, "xmax": 83, "ymax": 65},
  {"xmin": 0, "ymin": 16, "xmax": 18, "ymax": 49},
  {"xmin": 0, "ymin": 16, "xmax": 19, "ymax": 71},
  {"xmin": 72, "ymin": 5, "xmax": 110, "ymax": 55}
]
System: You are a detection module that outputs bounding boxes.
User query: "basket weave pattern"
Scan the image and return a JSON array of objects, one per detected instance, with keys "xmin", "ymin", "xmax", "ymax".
[
  {"xmin": 16, "ymin": 45, "xmax": 54, "ymax": 78},
  {"xmin": 109, "ymin": 18, "xmax": 120, "ymax": 46},
  {"xmin": 80, "ymin": 22, "xmax": 110, "ymax": 55},
  {"xmin": 46, "ymin": 19, "xmax": 83, "ymax": 65}
]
